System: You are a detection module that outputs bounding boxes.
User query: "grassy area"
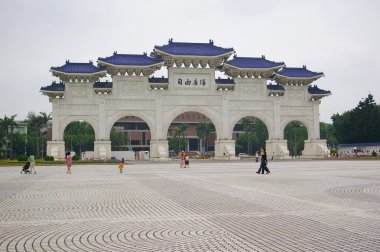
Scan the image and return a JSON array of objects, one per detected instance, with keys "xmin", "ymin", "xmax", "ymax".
[{"xmin": 0, "ymin": 159, "xmax": 120, "ymax": 166}]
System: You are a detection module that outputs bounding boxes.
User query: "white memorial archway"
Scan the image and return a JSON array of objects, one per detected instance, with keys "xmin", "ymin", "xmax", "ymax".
[{"xmin": 41, "ymin": 40, "xmax": 331, "ymax": 160}]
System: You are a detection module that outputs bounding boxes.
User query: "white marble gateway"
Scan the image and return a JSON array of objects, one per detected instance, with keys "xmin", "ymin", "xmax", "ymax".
[{"xmin": 41, "ymin": 39, "xmax": 331, "ymax": 160}]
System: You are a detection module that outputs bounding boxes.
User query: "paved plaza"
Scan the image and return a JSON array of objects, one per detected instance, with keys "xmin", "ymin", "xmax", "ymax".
[{"xmin": 0, "ymin": 160, "xmax": 379, "ymax": 251}]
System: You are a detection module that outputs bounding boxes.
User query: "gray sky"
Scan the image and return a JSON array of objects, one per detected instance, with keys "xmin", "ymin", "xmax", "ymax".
[{"xmin": 0, "ymin": 0, "xmax": 379, "ymax": 123}]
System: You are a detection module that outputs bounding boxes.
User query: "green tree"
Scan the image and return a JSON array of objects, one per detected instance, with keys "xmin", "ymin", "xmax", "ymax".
[
  {"xmin": 332, "ymin": 94, "xmax": 380, "ymax": 143},
  {"xmin": 320, "ymin": 122, "xmax": 338, "ymax": 148},
  {"xmin": 64, "ymin": 121, "xmax": 95, "ymax": 156},
  {"xmin": 0, "ymin": 115, "xmax": 18, "ymax": 159},
  {"xmin": 110, "ymin": 127, "xmax": 129, "ymax": 150},
  {"xmin": 284, "ymin": 122, "xmax": 307, "ymax": 156},
  {"xmin": 196, "ymin": 122, "xmax": 214, "ymax": 154}
]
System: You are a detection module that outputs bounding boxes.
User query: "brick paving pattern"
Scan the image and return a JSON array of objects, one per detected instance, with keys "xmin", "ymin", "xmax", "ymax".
[{"xmin": 0, "ymin": 160, "xmax": 379, "ymax": 251}]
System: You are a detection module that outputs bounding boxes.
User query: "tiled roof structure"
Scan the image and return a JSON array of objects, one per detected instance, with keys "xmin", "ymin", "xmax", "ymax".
[
  {"xmin": 98, "ymin": 53, "xmax": 163, "ymax": 66},
  {"xmin": 308, "ymin": 85, "xmax": 331, "ymax": 95},
  {"xmin": 51, "ymin": 61, "xmax": 104, "ymax": 74},
  {"xmin": 225, "ymin": 56, "xmax": 285, "ymax": 69},
  {"xmin": 267, "ymin": 83, "xmax": 285, "ymax": 90},
  {"xmin": 40, "ymin": 81, "xmax": 65, "ymax": 92},
  {"xmin": 149, "ymin": 77, "xmax": 169, "ymax": 83},
  {"xmin": 215, "ymin": 78, "xmax": 235, "ymax": 84},
  {"xmin": 154, "ymin": 39, "xmax": 234, "ymax": 56},
  {"xmin": 276, "ymin": 66, "xmax": 324, "ymax": 78}
]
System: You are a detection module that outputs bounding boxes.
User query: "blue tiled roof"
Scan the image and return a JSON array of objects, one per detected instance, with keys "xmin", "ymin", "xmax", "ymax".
[
  {"xmin": 308, "ymin": 85, "xmax": 331, "ymax": 95},
  {"xmin": 277, "ymin": 66, "xmax": 324, "ymax": 78},
  {"xmin": 154, "ymin": 39, "xmax": 234, "ymax": 56},
  {"xmin": 94, "ymin": 81, "xmax": 113, "ymax": 88},
  {"xmin": 51, "ymin": 61, "xmax": 104, "ymax": 74},
  {"xmin": 149, "ymin": 77, "xmax": 169, "ymax": 83},
  {"xmin": 338, "ymin": 142, "xmax": 380, "ymax": 148},
  {"xmin": 215, "ymin": 78, "xmax": 235, "ymax": 84},
  {"xmin": 98, "ymin": 52, "xmax": 164, "ymax": 66},
  {"xmin": 40, "ymin": 81, "xmax": 65, "ymax": 92},
  {"xmin": 225, "ymin": 56, "xmax": 285, "ymax": 69},
  {"xmin": 267, "ymin": 83, "xmax": 285, "ymax": 91}
]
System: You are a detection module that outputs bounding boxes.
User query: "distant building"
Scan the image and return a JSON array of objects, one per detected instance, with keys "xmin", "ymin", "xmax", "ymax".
[
  {"xmin": 338, "ymin": 142, "xmax": 380, "ymax": 157},
  {"xmin": 11, "ymin": 121, "xmax": 28, "ymax": 134}
]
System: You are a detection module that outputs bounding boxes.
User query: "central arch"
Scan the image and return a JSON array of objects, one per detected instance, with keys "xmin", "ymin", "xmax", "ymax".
[{"xmin": 162, "ymin": 106, "xmax": 222, "ymax": 140}]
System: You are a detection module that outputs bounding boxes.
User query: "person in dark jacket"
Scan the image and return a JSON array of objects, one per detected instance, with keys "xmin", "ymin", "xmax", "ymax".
[{"xmin": 256, "ymin": 147, "xmax": 270, "ymax": 174}]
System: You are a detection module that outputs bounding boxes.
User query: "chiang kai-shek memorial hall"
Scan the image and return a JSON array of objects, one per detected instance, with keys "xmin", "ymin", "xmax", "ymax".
[{"xmin": 41, "ymin": 39, "xmax": 331, "ymax": 160}]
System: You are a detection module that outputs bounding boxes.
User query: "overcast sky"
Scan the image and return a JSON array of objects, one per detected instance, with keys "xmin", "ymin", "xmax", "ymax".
[{"xmin": 0, "ymin": 0, "xmax": 379, "ymax": 123}]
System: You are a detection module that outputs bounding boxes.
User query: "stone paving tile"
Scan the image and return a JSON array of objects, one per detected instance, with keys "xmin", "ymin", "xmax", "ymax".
[{"xmin": 0, "ymin": 160, "xmax": 379, "ymax": 251}]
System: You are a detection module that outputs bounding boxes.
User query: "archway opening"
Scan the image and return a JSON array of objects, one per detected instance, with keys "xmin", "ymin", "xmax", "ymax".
[
  {"xmin": 111, "ymin": 116, "xmax": 151, "ymax": 152},
  {"xmin": 284, "ymin": 121, "xmax": 307, "ymax": 157},
  {"xmin": 63, "ymin": 121, "xmax": 95, "ymax": 157},
  {"xmin": 167, "ymin": 112, "xmax": 216, "ymax": 157},
  {"xmin": 232, "ymin": 116, "xmax": 269, "ymax": 156}
]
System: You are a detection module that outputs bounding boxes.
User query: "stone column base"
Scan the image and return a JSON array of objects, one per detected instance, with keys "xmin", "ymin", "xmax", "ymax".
[
  {"xmin": 47, "ymin": 141, "xmax": 66, "ymax": 160},
  {"xmin": 266, "ymin": 140, "xmax": 290, "ymax": 160},
  {"xmin": 302, "ymin": 139, "xmax": 328, "ymax": 159},
  {"xmin": 214, "ymin": 139, "xmax": 236, "ymax": 159},
  {"xmin": 94, "ymin": 141, "xmax": 111, "ymax": 160},
  {"xmin": 150, "ymin": 140, "xmax": 170, "ymax": 161}
]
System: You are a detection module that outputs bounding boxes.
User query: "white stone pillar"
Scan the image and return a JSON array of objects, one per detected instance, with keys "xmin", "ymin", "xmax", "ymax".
[
  {"xmin": 98, "ymin": 101, "xmax": 108, "ymax": 140},
  {"xmin": 94, "ymin": 140, "xmax": 111, "ymax": 160},
  {"xmin": 214, "ymin": 139, "xmax": 236, "ymax": 160},
  {"xmin": 266, "ymin": 139, "xmax": 290, "ymax": 160},
  {"xmin": 312, "ymin": 100, "xmax": 321, "ymax": 139},
  {"xmin": 302, "ymin": 139, "xmax": 328, "ymax": 158},
  {"xmin": 150, "ymin": 140, "xmax": 170, "ymax": 161},
  {"xmin": 47, "ymin": 141, "xmax": 65, "ymax": 160}
]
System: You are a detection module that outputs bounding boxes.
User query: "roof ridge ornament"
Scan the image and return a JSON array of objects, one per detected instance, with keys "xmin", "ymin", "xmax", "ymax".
[
  {"xmin": 66, "ymin": 59, "xmax": 70, "ymax": 63},
  {"xmin": 262, "ymin": 55, "xmax": 265, "ymax": 59},
  {"xmin": 113, "ymin": 51, "xmax": 117, "ymax": 55},
  {"xmin": 169, "ymin": 38, "xmax": 173, "ymax": 44},
  {"xmin": 209, "ymin": 39, "xmax": 214, "ymax": 45},
  {"xmin": 303, "ymin": 65, "xmax": 307, "ymax": 69}
]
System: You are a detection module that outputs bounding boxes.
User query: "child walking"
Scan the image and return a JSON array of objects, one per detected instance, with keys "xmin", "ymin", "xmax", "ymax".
[{"xmin": 119, "ymin": 161, "xmax": 124, "ymax": 174}]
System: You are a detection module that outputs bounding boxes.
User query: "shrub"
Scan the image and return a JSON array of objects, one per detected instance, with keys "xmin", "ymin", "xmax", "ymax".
[
  {"xmin": 72, "ymin": 155, "xmax": 80, "ymax": 161},
  {"xmin": 17, "ymin": 155, "xmax": 28, "ymax": 161},
  {"xmin": 372, "ymin": 151, "xmax": 377, "ymax": 157},
  {"xmin": 44, "ymin": 156, "xmax": 54, "ymax": 161}
]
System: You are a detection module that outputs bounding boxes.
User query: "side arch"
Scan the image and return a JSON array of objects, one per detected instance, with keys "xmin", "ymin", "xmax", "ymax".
[
  {"xmin": 229, "ymin": 111, "xmax": 274, "ymax": 140},
  {"xmin": 59, "ymin": 116, "xmax": 99, "ymax": 140},
  {"xmin": 106, "ymin": 111, "xmax": 156, "ymax": 140},
  {"xmin": 161, "ymin": 106, "xmax": 222, "ymax": 139},
  {"xmin": 280, "ymin": 117, "xmax": 313, "ymax": 140}
]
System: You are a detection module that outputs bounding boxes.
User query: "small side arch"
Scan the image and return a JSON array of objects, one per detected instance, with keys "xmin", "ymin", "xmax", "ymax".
[
  {"xmin": 280, "ymin": 118, "xmax": 313, "ymax": 140},
  {"xmin": 59, "ymin": 116, "xmax": 99, "ymax": 140}
]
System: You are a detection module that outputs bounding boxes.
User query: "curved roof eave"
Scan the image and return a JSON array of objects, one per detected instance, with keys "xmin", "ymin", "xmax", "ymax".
[
  {"xmin": 275, "ymin": 73, "xmax": 324, "ymax": 79},
  {"xmin": 50, "ymin": 69, "xmax": 107, "ymax": 75},
  {"xmin": 154, "ymin": 48, "xmax": 234, "ymax": 58},
  {"xmin": 97, "ymin": 60, "xmax": 164, "ymax": 68},
  {"xmin": 223, "ymin": 63, "xmax": 285, "ymax": 71}
]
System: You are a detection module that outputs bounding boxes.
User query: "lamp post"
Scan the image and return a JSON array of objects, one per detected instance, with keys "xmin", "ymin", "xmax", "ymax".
[{"xmin": 293, "ymin": 124, "xmax": 303, "ymax": 158}]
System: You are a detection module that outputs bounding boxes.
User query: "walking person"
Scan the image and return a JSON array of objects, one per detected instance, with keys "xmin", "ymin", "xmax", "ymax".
[
  {"xmin": 180, "ymin": 151, "xmax": 185, "ymax": 168},
  {"xmin": 66, "ymin": 152, "xmax": 72, "ymax": 174},
  {"xmin": 118, "ymin": 161, "xmax": 124, "ymax": 174},
  {"xmin": 256, "ymin": 147, "xmax": 270, "ymax": 174},
  {"xmin": 184, "ymin": 152, "xmax": 190, "ymax": 168},
  {"xmin": 28, "ymin": 154, "xmax": 36, "ymax": 174}
]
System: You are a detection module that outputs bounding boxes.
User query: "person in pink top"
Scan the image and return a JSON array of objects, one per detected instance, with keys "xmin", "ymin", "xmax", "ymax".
[{"xmin": 66, "ymin": 152, "xmax": 72, "ymax": 174}]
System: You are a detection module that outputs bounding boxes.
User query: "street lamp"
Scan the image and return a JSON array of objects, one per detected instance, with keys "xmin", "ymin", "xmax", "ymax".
[{"xmin": 294, "ymin": 124, "xmax": 303, "ymax": 157}]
